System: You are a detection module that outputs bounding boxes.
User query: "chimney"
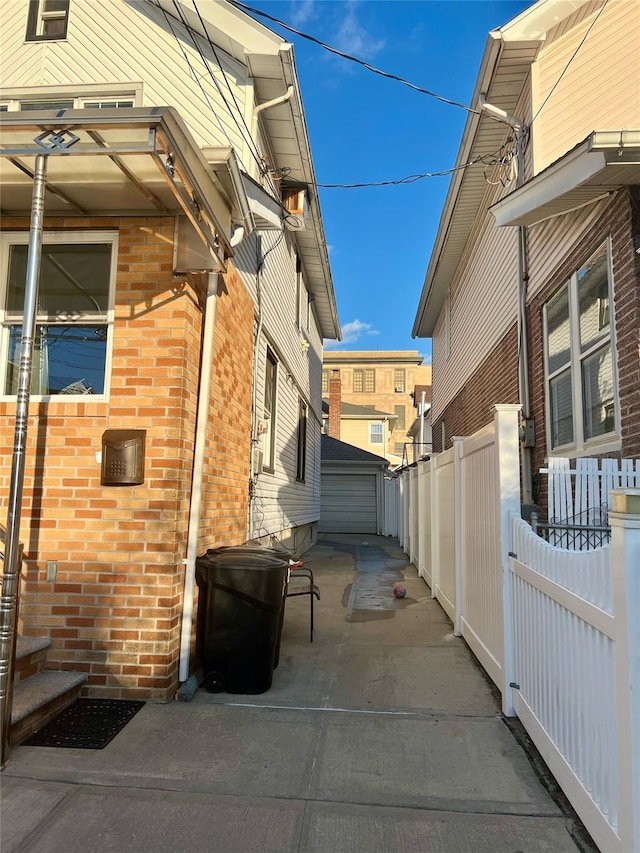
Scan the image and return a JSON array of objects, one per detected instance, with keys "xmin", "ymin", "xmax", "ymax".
[{"xmin": 328, "ymin": 369, "xmax": 341, "ymax": 439}]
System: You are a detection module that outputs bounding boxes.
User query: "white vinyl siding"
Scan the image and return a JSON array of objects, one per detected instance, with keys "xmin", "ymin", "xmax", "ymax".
[
  {"xmin": 532, "ymin": 0, "xmax": 640, "ymax": 174},
  {"xmin": 526, "ymin": 195, "xmax": 614, "ymax": 300},
  {"xmin": 430, "ymin": 207, "xmax": 518, "ymax": 421},
  {"xmin": 320, "ymin": 473, "xmax": 378, "ymax": 534},
  {"xmin": 0, "ymin": 0, "xmax": 260, "ymax": 179},
  {"xmin": 235, "ymin": 230, "xmax": 323, "ymax": 537}
]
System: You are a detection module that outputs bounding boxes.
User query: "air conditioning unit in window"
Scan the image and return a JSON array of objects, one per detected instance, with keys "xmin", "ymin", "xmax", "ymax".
[{"xmin": 281, "ymin": 186, "xmax": 308, "ymax": 230}]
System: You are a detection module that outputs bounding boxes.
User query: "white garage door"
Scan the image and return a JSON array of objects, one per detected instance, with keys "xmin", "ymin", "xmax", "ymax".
[{"xmin": 320, "ymin": 473, "xmax": 378, "ymax": 533}]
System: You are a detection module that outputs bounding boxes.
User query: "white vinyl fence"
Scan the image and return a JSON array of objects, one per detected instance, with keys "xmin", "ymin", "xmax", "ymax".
[{"xmin": 399, "ymin": 409, "xmax": 640, "ymax": 852}]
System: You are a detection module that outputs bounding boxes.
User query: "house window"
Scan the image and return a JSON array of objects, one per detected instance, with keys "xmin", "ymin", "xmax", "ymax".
[
  {"xmin": 394, "ymin": 405, "xmax": 405, "ymax": 430},
  {"xmin": 3, "ymin": 97, "xmax": 135, "ymax": 112},
  {"xmin": 394, "ymin": 369, "xmax": 405, "ymax": 392},
  {"xmin": 295, "ymin": 257, "xmax": 310, "ymax": 332},
  {"xmin": 369, "ymin": 422, "xmax": 383, "ymax": 445},
  {"xmin": 26, "ymin": 0, "xmax": 70, "ymax": 41},
  {"xmin": 544, "ymin": 241, "xmax": 617, "ymax": 452},
  {"xmin": 353, "ymin": 368, "xmax": 375, "ymax": 393},
  {"xmin": 321, "ymin": 370, "xmax": 329, "ymax": 394},
  {"xmin": 82, "ymin": 99, "xmax": 134, "ymax": 109},
  {"xmin": 394, "ymin": 442, "xmax": 405, "ymax": 455},
  {"xmin": 296, "ymin": 398, "xmax": 307, "ymax": 482},
  {"xmin": 262, "ymin": 349, "xmax": 278, "ymax": 472},
  {"xmin": 1, "ymin": 232, "xmax": 116, "ymax": 397}
]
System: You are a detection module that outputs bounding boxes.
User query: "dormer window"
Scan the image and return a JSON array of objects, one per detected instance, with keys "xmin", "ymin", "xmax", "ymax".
[{"xmin": 26, "ymin": 0, "xmax": 70, "ymax": 42}]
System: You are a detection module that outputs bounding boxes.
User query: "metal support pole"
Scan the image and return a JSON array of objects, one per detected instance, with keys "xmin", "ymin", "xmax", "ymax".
[{"xmin": 0, "ymin": 153, "xmax": 47, "ymax": 770}]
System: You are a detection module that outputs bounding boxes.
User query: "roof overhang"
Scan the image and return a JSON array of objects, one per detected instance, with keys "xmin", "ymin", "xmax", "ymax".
[
  {"xmin": 0, "ymin": 107, "xmax": 233, "ymax": 268},
  {"xmin": 412, "ymin": 0, "xmax": 603, "ymax": 338},
  {"xmin": 247, "ymin": 47, "xmax": 341, "ymax": 340},
  {"xmin": 490, "ymin": 130, "xmax": 640, "ymax": 226}
]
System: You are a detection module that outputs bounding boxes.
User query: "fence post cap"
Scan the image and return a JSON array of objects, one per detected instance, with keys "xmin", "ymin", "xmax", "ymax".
[{"xmin": 610, "ymin": 488, "xmax": 640, "ymax": 516}]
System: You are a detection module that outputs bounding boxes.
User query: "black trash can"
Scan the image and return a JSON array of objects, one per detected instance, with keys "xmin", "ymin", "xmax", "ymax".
[{"xmin": 195, "ymin": 547, "xmax": 290, "ymax": 695}]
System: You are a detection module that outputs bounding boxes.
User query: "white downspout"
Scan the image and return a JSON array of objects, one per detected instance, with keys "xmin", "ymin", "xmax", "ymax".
[
  {"xmin": 253, "ymin": 86, "xmax": 294, "ymax": 118},
  {"xmin": 179, "ymin": 272, "xmax": 219, "ymax": 683}
]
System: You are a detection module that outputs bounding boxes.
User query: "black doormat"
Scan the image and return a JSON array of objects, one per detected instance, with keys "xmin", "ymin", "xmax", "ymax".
[{"xmin": 24, "ymin": 698, "xmax": 145, "ymax": 749}]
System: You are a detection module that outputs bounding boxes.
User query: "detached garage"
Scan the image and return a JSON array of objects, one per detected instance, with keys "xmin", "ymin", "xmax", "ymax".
[{"xmin": 320, "ymin": 435, "xmax": 389, "ymax": 534}]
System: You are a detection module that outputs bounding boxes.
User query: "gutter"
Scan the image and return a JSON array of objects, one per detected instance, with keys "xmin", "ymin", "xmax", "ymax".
[{"xmin": 178, "ymin": 272, "xmax": 219, "ymax": 684}]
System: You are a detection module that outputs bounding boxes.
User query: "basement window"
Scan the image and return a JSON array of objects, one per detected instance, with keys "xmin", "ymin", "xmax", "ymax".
[{"xmin": 26, "ymin": 0, "xmax": 70, "ymax": 41}]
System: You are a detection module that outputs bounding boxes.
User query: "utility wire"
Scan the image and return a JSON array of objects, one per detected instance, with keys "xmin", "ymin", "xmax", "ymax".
[
  {"xmin": 316, "ymin": 139, "xmax": 518, "ymax": 189},
  {"xmin": 227, "ymin": 0, "xmax": 493, "ymax": 120},
  {"xmin": 530, "ymin": 0, "xmax": 609, "ymax": 126},
  {"xmin": 188, "ymin": 0, "xmax": 272, "ymax": 184},
  {"xmin": 169, "ymin": 0, "xmax": 267, "ymax": 173}
]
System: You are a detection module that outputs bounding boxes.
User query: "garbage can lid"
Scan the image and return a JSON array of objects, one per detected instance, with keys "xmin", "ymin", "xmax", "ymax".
[{"xmin": 197, "ymin": 547, "xmax": 289, "ymax": 570}]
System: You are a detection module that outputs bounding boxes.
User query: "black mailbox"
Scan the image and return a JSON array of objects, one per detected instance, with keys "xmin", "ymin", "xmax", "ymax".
[{"xmin": 101, "ymin": 429, "xmax": 146, "ymax": 486}]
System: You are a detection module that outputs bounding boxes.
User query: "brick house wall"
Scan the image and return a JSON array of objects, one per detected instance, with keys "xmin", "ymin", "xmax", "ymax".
[
  {"xmin": 0, "ymin": 217, "xmax": 254, "ymax": 700},
  {"xmin": 432, "ymin": 188, "xmax": 640, "ymax": 514},
  {"xmin": 431, "ymin": 326, "xmax": 519, "ymax": 453},
  {"xmin": 528, "ymin": 188, "xmax": 640, "ymax": 475}
]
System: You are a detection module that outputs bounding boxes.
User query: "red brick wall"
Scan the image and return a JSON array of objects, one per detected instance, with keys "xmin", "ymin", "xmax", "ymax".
[
  {"xmin": 528, "ymin": 188, "xmax": 640, "ymax": 482},
  {"xmin": 1, "ymin": 218, "xmax": 254, "ymax": 700},
  {"xmin": 431, "ymin": 325, "xmax": 519, "ymax": 453}
]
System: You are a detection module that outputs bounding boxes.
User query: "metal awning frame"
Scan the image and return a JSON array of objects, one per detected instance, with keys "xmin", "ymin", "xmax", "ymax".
[{"xmin": 0, "ymin": 108, "xmax": 232, "ymax": 267}]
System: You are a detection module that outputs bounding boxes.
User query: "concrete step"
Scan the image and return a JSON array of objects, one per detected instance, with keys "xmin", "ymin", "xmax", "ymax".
[
  {"xmin": 14, "ymin": 636, "xmax": 52, "ymax": 683},
  {"xmin": 10, "ymin": 669, "xmax": 87, "ymax": 747}
]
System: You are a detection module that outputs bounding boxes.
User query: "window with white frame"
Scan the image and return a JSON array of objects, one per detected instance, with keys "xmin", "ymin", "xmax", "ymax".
[
  {"xmin": 26, "ymin": 0, "xmax": 70, "ymax": 41},
  {"xmin": 544, "ymin": 240, "xmax": 617, "ymax": 452},
  {"xmin": 296, "ymin": 398, "xmax": 307, "ymax": 482},
  {"xmin": 295, "ymin": 257, "xmax": 310, "ymax": 332},
  {"xmin": 1, "ymin": 232, "xmax": 116, "ymax": 397},
  {"xmin": 1, "ymin": 95, "xmax": 137, "ymax": 112},
  {"xmin": 262, "ymin": 349, "xmax": 278, "ymax": 472},
  {"xmin": 369, "ymin": 422, "xmax": 383, "ymax": 445},
  {"xmin": 353, "ymin": 368, "xmax": 375, "ymax": 393}
]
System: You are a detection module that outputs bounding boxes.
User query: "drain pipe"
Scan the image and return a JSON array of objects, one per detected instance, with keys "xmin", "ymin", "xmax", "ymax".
[
  {"xmin": 1, "ymin": 154, "xmax": 47, "ymax": 769},
  {"xmin": 178, "ymin": 272, "xmax": 219, "ymax": 684},
  {"xmin": 248, "ymin": 238, "xmax": 265, "ymax": 542},
  {"xmin": 479, "ymin": 96, "xmax": 534, "ymax": 506},
  {"xmin": 253, "ymin": 86, "xmax": 294, "ymax": 118}
]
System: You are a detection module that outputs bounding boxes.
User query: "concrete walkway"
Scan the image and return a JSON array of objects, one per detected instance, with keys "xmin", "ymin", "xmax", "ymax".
[{"xmin": 2, "ymin": 534, "xmax": 593, "ymax": 852}]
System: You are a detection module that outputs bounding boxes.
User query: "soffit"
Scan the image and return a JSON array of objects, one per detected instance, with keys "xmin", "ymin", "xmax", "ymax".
[
  {"xmin": 412, "ymin": 37, "xmax": 539, "ymax": 338},
  {"xmin": 248, "ymin": 50, "xmax": 340, "ymax": 340}
]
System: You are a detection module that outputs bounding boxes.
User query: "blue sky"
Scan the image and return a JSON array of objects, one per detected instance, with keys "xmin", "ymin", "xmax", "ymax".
[{"xmin": 250, "ymin": 0, "xmax": 531, "ymax": 359}]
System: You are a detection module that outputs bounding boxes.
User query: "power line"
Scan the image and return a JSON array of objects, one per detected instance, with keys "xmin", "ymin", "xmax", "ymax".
[
  {"xmin": 315, "ymin": 139, "xmax": 518, "ymax": 189},
  {"xmin": 226, "ymin": 0, "xmax": 492, "ymax": 120}
]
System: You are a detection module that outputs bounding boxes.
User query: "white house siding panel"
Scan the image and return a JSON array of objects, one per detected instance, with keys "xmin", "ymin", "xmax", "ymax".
[
  {"xmin": 234, "ymin": 230, "xmax": 324, "ymax": 538},
  {"xmin": 431, "ymin": 208, "xmax": 519, "ymax": 422},
  {"xmin": 526, "ymin": 195, "xmax": 615, "ymax": 300},
  {"xmin": 0, "ymin": 0, "xmax": 260, "ymax": 176},
  {"xmin": 532, "ymin": 0, "xmax": 640, "ymax": 174},
  {"xmin": 319, "ymin": 474, "xmax": 378, "ymax": 534}
]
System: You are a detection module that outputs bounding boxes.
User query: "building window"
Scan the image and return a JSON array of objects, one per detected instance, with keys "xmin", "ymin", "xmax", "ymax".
[
  {"xmin": 26, "ymin": 0, "xmax": 70, "ymax": 41},
  {"xmin": 82, "ymin": 99, "xmax": 134, "ymax": 109},
  {"xmin": 321, "ymin": 370, "xmax": 329, "ymax": 394},
  {"xmin": 295, "ymin": 257, "xmax": 310, "ymax": 332},
  {"xmin": 296, "ymin": 399, "xmax": 307, "ymax": 482},
  {"xmin": 369, "ymin": 422, "xmax": 383, "ymax": 445},
  {"xmin": 394, "ymin": 369, "xmax": 405, "ymax": 392},
  {"xmin": 2, "ymin": 96, "xmax": 136, "ymax": 112},
  {"xmin": 394, "ymin": 405, "xmax": 405, "ymax": 430},
  {"xmin": 1, "ymin": 232, "xmax": 116, "ymax": 397},
  {"xmin": 394, "ymin": 442, "xmax": 405, "ymax": 455},
  {"xmin": 353, "ymin": 368, "xmax": 375, "ymax": 393},
  {"xmin": 262, "ymin": 349, "xmax": 278, "ymax": 472},
  {"xmin": 544, "ymin": 241, "xmax": 617, "ymax": 452}
]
